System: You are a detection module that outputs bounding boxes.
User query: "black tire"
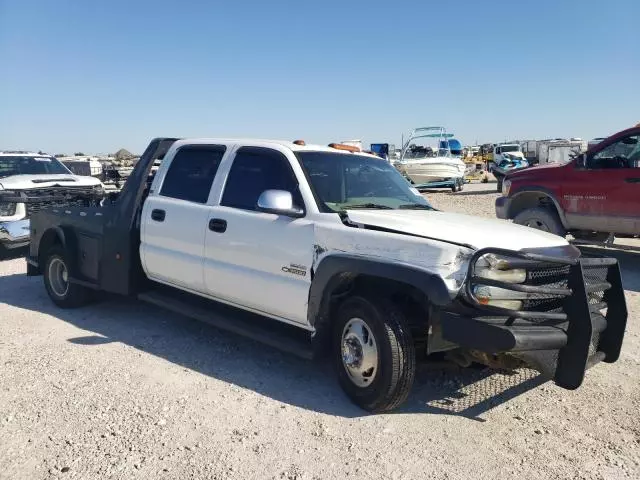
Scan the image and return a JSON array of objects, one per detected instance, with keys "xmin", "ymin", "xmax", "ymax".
[
  {"xmin": 43, "ymin": 245, "xmax": 92, "ymax": 308},
  {"xmin": 332, "ymin": 295, "xmax": 415, "ymax": 413},
  {"xmin": 513, "ymin": 206, "xmax": 566, "ymax": 236}
]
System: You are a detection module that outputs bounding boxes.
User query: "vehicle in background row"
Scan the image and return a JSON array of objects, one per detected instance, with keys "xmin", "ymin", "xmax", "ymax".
[
  {"xmin": 26, "ymin": 137, "xmax": 626, "ymax": 413},
  {"xmin": 59, "ymin": 156, "xmax": 104, "ymax": 178},
  {"xmin": 394, "ymin": 127, "xmax": 466, "ymax": 192},
  {"xmin": 536, "ymin": 139, "xmax": 587, "ymax": 165},
  {"xmin": 370, "ymin": 143, "xmax": 394, "ymax": 162},
  {"xmin": 0, "ymin": 152, "xmax": 104, "ymax": 250},
  {"xmin": 492, "ymin": 143, "xmax": 525, "ymax": 165},
  {"xmin": 496, "ymin": 125, "xmax": 640, "ymax": 243},
  {"xmin": 588, "ymin": 137, "xmax": 607, "ymax": 149},
  {"xmin": 492, "ymin": 153, "xmax": 530, "ymax": 192},
  {"xmin": 519, "ymin": 140, "xmax": 538, "ymax": 164}
]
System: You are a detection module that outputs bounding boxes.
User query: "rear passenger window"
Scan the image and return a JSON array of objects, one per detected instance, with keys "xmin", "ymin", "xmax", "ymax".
[
  {"xmin": 160, "ymin": 145, "xmax": 226, "ymax": 203},
  {"xmin": 221, "ymin": 147, "xmax": 303, "ymax": 211}
]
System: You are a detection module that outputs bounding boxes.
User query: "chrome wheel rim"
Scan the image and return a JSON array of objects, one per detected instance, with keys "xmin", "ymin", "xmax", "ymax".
[
  {"xmin": 341, "ymin": 318, "xmax": 379, "ymax": 387},
  {"xmin": 48, "ymin": 257, "xmax": 69, "ymax": 298}
]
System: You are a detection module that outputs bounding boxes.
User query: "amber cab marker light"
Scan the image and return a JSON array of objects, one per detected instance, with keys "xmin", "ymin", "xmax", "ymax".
[
  {"xmin": 328, "ymin": 143, "xmax": 360, "ymax": 153},
  {"xmin": 293, "ymin": 140, "xmax": 306, "ymax": 145}
]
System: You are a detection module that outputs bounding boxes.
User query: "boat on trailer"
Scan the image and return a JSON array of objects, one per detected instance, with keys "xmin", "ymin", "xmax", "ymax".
[{"xmin": 393, "ymin": 127, "xmax": 466, "ymax": 191}]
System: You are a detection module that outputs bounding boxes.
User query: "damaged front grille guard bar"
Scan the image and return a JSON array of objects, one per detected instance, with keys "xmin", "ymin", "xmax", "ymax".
[
  {"xmin": 460, "ymin": 247, "xmax": 624, "ymax": 389},
  {"xmin": 463, "ymin": 247, "xmax": 616, "ymax": 320}
]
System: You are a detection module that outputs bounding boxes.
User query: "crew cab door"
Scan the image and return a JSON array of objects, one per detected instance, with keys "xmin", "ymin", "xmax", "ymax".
[
  {"xmin": 203, "ymin": 146, "xmax": 314, "ymax": 325},
  {"xmin": 562, "ymin": 133, "xmax": 640, "ymax": 234},
  {"xmin": 140, "ymin": 145, "xmax": 226, "ymax": 292}
]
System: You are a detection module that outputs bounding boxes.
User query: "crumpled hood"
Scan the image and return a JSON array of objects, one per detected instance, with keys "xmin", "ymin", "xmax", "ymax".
[
  {"xmin": 345, "ymin": 209, "xmax": 570, "ymax": 250},
  {"xmin": 0, "ymin": 174, "xmax": 102, "ymax": 190}
]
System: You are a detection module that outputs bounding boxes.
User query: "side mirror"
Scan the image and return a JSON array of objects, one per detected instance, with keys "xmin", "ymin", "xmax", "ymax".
[
  {"xmin": 575, "ymin": 153, "xmax": 587, "ymax": 169},
  {"xmin": 256, "ymin": 190, "xmax": 304, "ymax": 218}
]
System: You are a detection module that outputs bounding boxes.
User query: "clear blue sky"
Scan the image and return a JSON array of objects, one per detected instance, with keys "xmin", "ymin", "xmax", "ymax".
[{"xmin": 1, "ymin": 0, "xmax": 638, "ymax": 154}]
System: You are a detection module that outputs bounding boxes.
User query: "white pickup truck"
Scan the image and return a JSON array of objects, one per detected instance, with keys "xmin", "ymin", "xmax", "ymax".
[
  {"xmin": 0, "ymin": 151, "xmax": 104, "ymax": 250},
  {"xmin": 25, "ymin": 137, "xmax": 627, "ymax": 412}
]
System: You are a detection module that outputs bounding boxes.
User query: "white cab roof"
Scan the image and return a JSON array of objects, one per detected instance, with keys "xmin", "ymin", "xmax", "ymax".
[{"xmin": 172, "ymin": 138, "xmax": 380, "ymax": 157}]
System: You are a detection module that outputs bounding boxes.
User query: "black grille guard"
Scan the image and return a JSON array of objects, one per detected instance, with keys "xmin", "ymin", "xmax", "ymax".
[{"xmin": 441, "ymin": 247, "xmax": 628, "ymax": 390}]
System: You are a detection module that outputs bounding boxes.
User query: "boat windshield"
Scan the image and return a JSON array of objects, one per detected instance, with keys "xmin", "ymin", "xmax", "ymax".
[
  {"xmin": 402, "ymin": 139, "xmax": 452, "ymax": 160},
  {"xmin": 296, "ymin": 152, "xmax": 434, "ymax": 212}
]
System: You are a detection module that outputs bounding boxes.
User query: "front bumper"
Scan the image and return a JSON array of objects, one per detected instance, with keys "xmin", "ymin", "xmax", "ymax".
[
  {"xmin": 440, "ymin": 248, "xmax": 627, "ymax": 390},
  {"xmin": 495, "ymin": 195, "xmax": 510, "ymax": 219},
  {"xmin": 0, "ymin": 219, "xmax": 30, "ymax": 248}
]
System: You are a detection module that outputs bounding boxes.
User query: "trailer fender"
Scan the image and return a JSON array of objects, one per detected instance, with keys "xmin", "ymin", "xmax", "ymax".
[{"xmin": 37, "ymin": 226, "xmax": 80, "ymax": 276}]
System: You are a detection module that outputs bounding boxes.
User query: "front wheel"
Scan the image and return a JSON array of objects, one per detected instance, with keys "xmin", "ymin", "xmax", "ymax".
[
  {"xmin": 43, "ymin": 245, "xmax": 93, "ymax": 308},
  {"xmin": 513, "ymin": 206, "xmax": 566, "ymax": 237},
  {"xmin": 333, "ymin": 296, "xmax": 416, "ymax": 413}
]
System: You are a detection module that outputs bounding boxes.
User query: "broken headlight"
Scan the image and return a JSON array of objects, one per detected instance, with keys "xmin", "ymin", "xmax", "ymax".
[
  {"xmin": 0, "ymin": 202, "xmax": 17, "ymax": 217},
  {"xmin": 475, "ymin": 253, "xmax": 526, "ymax": 283},
  {"xmin": 472, "ymin": 253, "xmax": 527, "ymax": 310}
]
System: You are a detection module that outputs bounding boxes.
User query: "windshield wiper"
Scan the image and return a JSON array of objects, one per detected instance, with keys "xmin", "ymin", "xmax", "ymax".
[
  {"xmin": 397, "ymin": 203, "xmax": 435, "ymax": 210},
  {"xmin": 343, "ymin": 203, "xmax": 394, "ymax": 210}
]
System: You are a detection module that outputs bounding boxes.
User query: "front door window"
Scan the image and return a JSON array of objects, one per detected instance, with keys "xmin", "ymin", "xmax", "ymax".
[{"xmin": 589, "ymin": 135, "xmax": 640, "ymax": 169}]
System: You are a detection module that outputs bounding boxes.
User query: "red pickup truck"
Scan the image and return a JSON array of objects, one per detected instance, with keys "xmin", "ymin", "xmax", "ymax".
[{"xmin": 496, "ymin": 125, "xmax": 640, "ymax": 241}]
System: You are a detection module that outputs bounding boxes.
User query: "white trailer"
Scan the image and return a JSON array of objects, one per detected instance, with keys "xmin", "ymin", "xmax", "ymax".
[
  {"xmin": 537, "ymin": 141, "xmax": 586, "ymax": 164},
  {"xmin": 519, "ymin": 140, "xmax": 538, "ymax": 163},
  {"xmin": 60, "ymin": 157, "xmax": 103, "ymax": 178}
]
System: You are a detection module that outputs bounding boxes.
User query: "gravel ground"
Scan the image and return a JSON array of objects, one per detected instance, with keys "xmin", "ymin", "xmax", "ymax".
[{"xmin": 1, "ymin": 183, "xmax": 639, "ymax": 480}]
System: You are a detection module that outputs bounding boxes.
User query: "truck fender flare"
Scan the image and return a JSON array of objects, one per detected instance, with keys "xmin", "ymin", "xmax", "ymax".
[
  {"xmin": 307, "ymin": 254, "xmax": 453, "ymax": 331},
  {"xmin": 509, "ymin": 186, "xmax": 569, "ymax": 228},
  {"xmin": 38, "ymin": 226, "xmax": 79, "ymax": 275}
]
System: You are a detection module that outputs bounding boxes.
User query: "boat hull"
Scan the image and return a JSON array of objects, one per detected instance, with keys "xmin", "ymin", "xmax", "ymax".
[{"xmin": 395, "ymin": 161, "xmax": 466, "ymax": 185}]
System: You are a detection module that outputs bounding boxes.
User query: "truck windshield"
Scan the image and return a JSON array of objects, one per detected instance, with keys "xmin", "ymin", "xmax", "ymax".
[
  {"xmin": 499, "ymin": 145, "xmax": 520, "ymax": 153},
  {"xmin": 296, "ymin": 152, "xmax": 434, "ymax": 212},
  {"xmin": 0, "ymin": 156, "xmax": 71, "ymax": 178}
]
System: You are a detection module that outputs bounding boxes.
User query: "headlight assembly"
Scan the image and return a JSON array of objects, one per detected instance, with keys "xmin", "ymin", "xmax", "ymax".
[
  {"xmin": 472, "ymin": 285, "xmax": 525, "ymax": 310},
  {"xmin": 474, "ymin": 253, "xmax": 526, "ymax": 284},
  {"xmin": 502, "ymin": 179, "xmax": 511, "ymax": 196},
  {"xmin": 0, "ymin": 202, "xmax": 16, "ymax": 217},
  {"xmin": 470, "ymin": 253, "xmax": 528, "ymax": 310}
]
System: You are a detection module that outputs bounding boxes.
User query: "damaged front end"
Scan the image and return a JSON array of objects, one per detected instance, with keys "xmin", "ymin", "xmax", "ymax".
[
  {"xmin": 0, "ymin": 185, "xmax": 105, "ymax": 247},
  {"xmin": 438, "ymin": 247, "xmax": 627, "ymax": 390}
]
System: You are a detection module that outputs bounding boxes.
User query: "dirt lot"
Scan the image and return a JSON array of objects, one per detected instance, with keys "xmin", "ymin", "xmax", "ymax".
[{"xmin": 1, "ymin": 183, "xmax": 639, "ymax": 480}]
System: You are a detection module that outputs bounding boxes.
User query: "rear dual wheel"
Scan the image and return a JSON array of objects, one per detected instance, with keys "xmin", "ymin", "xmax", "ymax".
[
  {"xmin": 43, "ymin": 246, "xmax": 93, "ymax": 308},
  {"xmin": 333, "ymin": 296, "xmax": 416, "ymax": 413}
]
